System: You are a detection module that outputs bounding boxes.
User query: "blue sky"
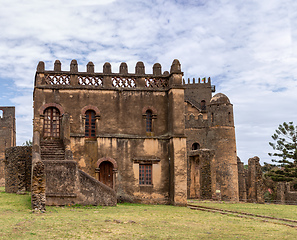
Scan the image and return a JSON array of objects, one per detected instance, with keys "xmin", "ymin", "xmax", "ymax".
[{"xmin": 1, "ymin": 0, "xmax": 297, "ymax": 163}]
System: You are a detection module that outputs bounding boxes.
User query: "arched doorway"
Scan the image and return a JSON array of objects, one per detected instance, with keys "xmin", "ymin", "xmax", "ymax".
[
  {"xmin": 99, "ymin": 161, "xmax": 114, "ymax": 188},
  {"xmin": 44, "ymin": 107, "xmax": 60, "ymax": 138}
]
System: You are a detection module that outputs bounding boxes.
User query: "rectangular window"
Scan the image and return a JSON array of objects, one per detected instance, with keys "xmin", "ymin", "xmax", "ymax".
[{"xmin": 139, "ymin": 164, "xmax": 152, "ymax": 185}]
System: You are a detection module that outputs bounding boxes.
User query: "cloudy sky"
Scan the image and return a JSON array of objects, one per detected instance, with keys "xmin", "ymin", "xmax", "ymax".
[{"xmin": 0, "ymin": 0, "xmax": 296, "ymax": 164}]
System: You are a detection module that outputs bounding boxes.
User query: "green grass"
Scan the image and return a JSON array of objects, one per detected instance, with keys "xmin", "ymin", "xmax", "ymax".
[
  {"xmin": 189, "ymin": 200, "xmax": 297, "ymax": 220},
  {"xmin": 1, "ymin": 187, "xmax": 297, "ymax": 239}
]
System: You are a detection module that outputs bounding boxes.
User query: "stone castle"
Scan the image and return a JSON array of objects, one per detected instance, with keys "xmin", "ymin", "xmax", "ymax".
[
  {"xmin": 27, "ymin": 58, "xmax": 238, "ymax": 208},
  {"xmin": 3, "ymin": 58, "xmax": 296, "ymax": 207},
  {"xmin": 0, "ymin": 58, "xmax": 255, "ymax": 209}
]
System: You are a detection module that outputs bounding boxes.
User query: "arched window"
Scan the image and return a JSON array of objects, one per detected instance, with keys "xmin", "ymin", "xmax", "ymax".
[
  {"xmin": 211, "ymin": 113, "xmax": 214, "ymax": 123},
  {"xmin": 192, "ymin": 142, "xmax": 200, "ymax": 150},
  {"xmin": 0, "ymin": 110, "xmax": 3, "ymax": 118},
  {"xmin": 44, "ymin": 107, "xmax": 60, "ymax": 138},
  {"xmin": 228, "ymin": 112, "xmax": 231, "ymax": 123},
  {"xmin": 85, "ymin": 110, "xmax": 96, "ymax": 138},
  {"xmin": 146, "ymin": 110, "xmax": 153, "ymax": 132},
  {"xmin": 201, "ymin": 100, "xmax": 206, "ymax": 110}
]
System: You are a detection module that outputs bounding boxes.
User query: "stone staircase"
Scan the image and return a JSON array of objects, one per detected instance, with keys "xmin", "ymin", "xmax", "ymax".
[
  {"xmin": 39, "ymin": 138, "xmax": 117, "ymax": 206},
  {"xmin": 40, "ymin": 139, "xmax": 65, "ymax": 160}
]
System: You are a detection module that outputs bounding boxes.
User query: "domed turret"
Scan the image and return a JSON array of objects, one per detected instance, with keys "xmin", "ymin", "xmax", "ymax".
[{"xmin": 210, "ymin": 93, "xmax": 230, "ymax": 105}]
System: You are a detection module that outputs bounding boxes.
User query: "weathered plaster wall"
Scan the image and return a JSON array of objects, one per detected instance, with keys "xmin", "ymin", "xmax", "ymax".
[{"xmin": 34, "ymin": 89, "xmax": 168, "ymax": 136}]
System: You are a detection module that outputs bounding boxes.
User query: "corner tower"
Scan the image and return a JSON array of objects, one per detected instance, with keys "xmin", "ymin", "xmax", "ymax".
[{"xmin": 207, "ymin": 93, "xmax": 238, "ymax": 201}]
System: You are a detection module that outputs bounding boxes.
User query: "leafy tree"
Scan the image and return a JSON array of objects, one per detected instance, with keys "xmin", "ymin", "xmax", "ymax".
[
  {"xmin": 22, "ymin": 139, "xmax": 32, "ymax": 146},
  {"xmin": 267, "ymin": 122, "xmax": 297, "ymax": 182}
]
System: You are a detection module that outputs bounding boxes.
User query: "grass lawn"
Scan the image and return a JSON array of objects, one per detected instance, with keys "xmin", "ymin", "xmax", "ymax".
[
  {"xmin": 189, "ymin": 200, "xmax": 297, "ymax": 220},
  {"xmin": 1, "ymin": 187, "xmax": 297, "ymax": 239}
]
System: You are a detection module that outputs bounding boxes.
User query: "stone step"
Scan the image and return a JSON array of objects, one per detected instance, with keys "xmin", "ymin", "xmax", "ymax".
[
  {"xmin": 42, "ymin": 157, "xmax": 65, "ymax": 160},
  {"xmin": 41, "ymin": 154, "xmax": 65, "ymax": 157},
  {"xmin": 40, "ymin": 139, "xmax": 65, "ymax": 161},
  {"xmin": 41, "ymin": 151, "xmax": 64, "ymax": 154},
  {"xmin": 41, "ymin": 153, "xmax": 65, "ymax": 157}
]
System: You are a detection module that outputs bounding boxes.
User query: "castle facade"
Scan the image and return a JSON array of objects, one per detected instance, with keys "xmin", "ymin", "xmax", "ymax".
[{"xmin": 31, "ymin": 59, "xmax": 238, "ymax": 206}]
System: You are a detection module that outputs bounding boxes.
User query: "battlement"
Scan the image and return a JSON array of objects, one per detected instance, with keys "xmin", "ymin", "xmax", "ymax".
[
  {"xmin": 35, "ymin": 59, "xmax": 184, "ymax": 90},
  {"xmin": 183, "ymin": 77, "xmax": 211, "ymax": 85},
  {"xmin": 183, "ymin": 77, "xmax": 215, "ymax": 92},
  {"xmin": 0, "ymin": 107, "xmax": 15, "ymax": 120}
]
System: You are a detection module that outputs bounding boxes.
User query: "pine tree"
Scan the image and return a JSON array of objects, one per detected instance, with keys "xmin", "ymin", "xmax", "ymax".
[{"xmin": 267, "ymin": 122, "xmax": 297, "ymax": 182}]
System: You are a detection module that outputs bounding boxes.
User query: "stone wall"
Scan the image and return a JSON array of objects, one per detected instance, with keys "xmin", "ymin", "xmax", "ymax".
[
  {"xmin": 5, "ymin": 146, "xmax": 32, "ymax": 193},
  {"xmin": 44, "ymin": 160, "xmax": 116, "ymax": 206},
  {"xmin": 237, "ymin": 156, "xmax": 265, "ymax": 203},
  {"xmin": 276, "ymin": 182, "xmax": 297, "ymax": 204},
  {"xmin": 237, "ymin": 157, "xmax": 247, "ymax": 202},
  {"xmin": 0, "ymin": 107, "xmax": 16, "ymax": 186},
  {"xmin": 188, "ymin": 149, "xmax": 215, "ymax": 199}
]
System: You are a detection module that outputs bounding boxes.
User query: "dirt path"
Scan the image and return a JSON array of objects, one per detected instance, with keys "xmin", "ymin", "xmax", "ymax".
[{"xmin": 187, "ymin": 203, "xmax": 297, "ymax": 228}]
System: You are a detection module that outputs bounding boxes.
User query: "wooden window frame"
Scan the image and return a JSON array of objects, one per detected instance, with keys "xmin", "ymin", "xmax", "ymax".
[
  {"xmin": 85, "ymin": 110, "xmax": 96, "ymax": 138},
  {"xmin": 139, "ymin": 164, "xmax": 152, "ymax": 185},
  {"xmin": 43, "ymin": 107, "xmax": 60, "ymax": 138}
]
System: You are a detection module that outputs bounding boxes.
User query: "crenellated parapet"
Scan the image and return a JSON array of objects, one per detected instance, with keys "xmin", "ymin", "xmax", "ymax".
[
  {"xmin": 185, "ymin": 113, "xmax": 209, "ymax": 129},
  {"xmin": 183, "ymin": 77, "xmax": 215, "ymax": 92},
  {"xmin": 35, "ymin": 59, "xmax": 183, "ymax": 90}
]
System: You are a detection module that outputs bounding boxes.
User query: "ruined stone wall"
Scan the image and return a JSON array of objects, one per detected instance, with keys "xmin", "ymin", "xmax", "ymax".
[
  {"xmin": 0, "ymin": 107, "xmax": 16, "ymax": 186},
  {"xmin": 246, "ymin": 156, "xmax": 265, "ymax": 203},
  {"xmin": 5, "ymin": 146, "xmax": 32, "ymax": 193},
  {"xmin": 237, "ymin": 157, "xmax": 247, "ymax": 202},
  {"xmin": 277, "ymin": 182, "xmax": 297, "ymax": 204}
]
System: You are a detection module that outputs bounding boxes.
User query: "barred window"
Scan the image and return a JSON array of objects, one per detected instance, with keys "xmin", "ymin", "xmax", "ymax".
[{"xmin": 139, "ymin": 164, "xmax": 152, "ymax": 185}]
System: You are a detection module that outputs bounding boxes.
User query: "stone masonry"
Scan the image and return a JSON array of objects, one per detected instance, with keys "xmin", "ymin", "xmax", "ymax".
[
  {"xmin": 5, "ymin": 146, "xmax": 32, "ymax": 193},
  {"xmin": 237, "ymin": 156, "xmax": 265, "ymax": 203},
  {"xmin": 0, "ymin": 107, "xmax": 16, "ymax": 186}
]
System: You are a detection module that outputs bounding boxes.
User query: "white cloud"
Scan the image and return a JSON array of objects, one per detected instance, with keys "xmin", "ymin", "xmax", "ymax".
[{"xmin": 0, "ymin": 0, "xmax": 297, "ymax": 164}]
